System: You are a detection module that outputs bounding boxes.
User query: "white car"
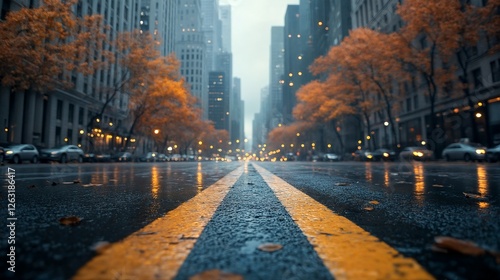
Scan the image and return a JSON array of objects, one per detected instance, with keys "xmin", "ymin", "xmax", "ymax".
[
  {"xmin": 4, "ymin": 144, "xmax": 39, "ymax": 164},
  {"xmin": 40, "ymin": 145, "xmax": 85, "ymax": 163},
  {"xmin": 442, "ymin": 143, "xmax": 486, "ymax": 162}
]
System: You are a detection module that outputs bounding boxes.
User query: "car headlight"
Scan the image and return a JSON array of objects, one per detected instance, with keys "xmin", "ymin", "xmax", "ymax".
[
  {"xmin": 51, "ymin": 151, "xmax": 59, "ymax": 155},
  {"xmin": 6, "ymin": 151, "xmax": 13, "ymax": 155},
  {"xmin": 366, "ymin": 154, "xmax": 373, "ymax": 159},
  {"xmin": 412, "ymin": 151, "xmax": 424, "ymax": 157},
  {"xmin": 476, "ymin": 149, "xmax": 485, "ymax": 154},
  {"xmin": 383, "ymin": 152, "xmax": 389, "ymax": 157}
]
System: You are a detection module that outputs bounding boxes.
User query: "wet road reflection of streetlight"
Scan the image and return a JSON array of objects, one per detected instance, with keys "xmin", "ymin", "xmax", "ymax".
[
  {"xmin": 197, "ymin": 162, "xmax": 203, "ymax": 194},
  {"xmin": 365, "ymin": 162, "xmax": 373, "ymax": 183},
  {"xmin": 413, "ymin": 162, "xmax": 425, "ymax": 204},
  {"xmin": 151, "ymin": 166, "xmax": 160, "ymax": 199},
  {"xmin": 384, "ymin": 165, "xmax": 390, "ymax": 188},
  {"xmin": 477, "ymin": 165, "xmax": 489, "ymax": 209}
]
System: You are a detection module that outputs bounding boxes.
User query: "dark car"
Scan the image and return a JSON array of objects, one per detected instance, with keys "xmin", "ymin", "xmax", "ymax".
[
  {"xmin": 372, "ymin": 149, "xmax": 396, "ymax": 161},
  {"xmin": 4, "ymin": 144, "xmax": 39, "ymax": 164},
  {"xmin": 352, "ymin": 150, "xmax": 373, "ymax": 161},
  {"xmin": 94, "ymin": 153, "xmax": 111, "ymax": 162},
  {"xmin": 112, "ymin": 152, "xmax": 133, "ymax": 162},
  {"xmin": 323, "ymin": 153, "xmax": 341, "ymax": 161},
  {"xmin": 0, "ymin": 146, "xmax": 4, "ymax": 164},
  {"xmin": 399, "ymin": 146, "xmax": 434, "ymax": 161},
  {"xmin": 40, "ymin": 145, "xmax": 84, "ymax": 163},
  {"xmin": 486, "ymin": 145, "xmax": 500, "ymax": 162}
]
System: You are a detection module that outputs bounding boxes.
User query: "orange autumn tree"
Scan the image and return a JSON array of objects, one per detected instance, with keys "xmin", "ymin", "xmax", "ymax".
[
  {"xmin": 267, "ymin": 121, "xmax": 317, "ymax": 157},
  {"xmin": 397, "ymin": 0, "xmax": 463, "ymax": 137},
  {"xmin": 0, "ymin": 0, "xmax": 109, "ymax": 92},
  {"xmin": 311, "ymin": 28, "xmax": 404, "ymax": 147},
  {"xmin": 123, "ymin": 51, "xmax": 185, "ymax": 149},
  {"xmin": 293, "ymin": 77, "xmax": 357, "ymax": 153},
  {"xmin": 145, "ymin": 91, "xmax": 202, "ymax": 154}
]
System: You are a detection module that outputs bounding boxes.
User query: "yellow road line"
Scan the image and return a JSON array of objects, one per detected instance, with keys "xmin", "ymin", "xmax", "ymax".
[
  {"xmin": 253, "ymin": 163, "xmax": 434, "ymax": 280},
  {"xmin": 73, "ymin": 166, "xmax": 244, "ymax": 280}
]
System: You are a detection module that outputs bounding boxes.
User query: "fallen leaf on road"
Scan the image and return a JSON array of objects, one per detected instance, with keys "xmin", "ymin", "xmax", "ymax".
[
  {"xmin": 369, "ymin": 200, "xmax": 380, "ymax": 205},
  {"xmin": 82, "ymin": 183, "xmax": 103, "ymax": 187},
  {"xmin": 432, "ymin": 236, "xmax": 485, "ymax": 256},
  {"xmin": 364, "ymin": 206, "xmax": 374, "ymax": 211},
  {"xmin": 247, "ymin": 182, "xmax": 254, "ymax": 185},
  {"xmin": 90, "ymin": 241, "xmax": 111, "ymax": 254},
  {"xmin": 28, "ymin": 184, "xmax": 36, "ymax": 188},
  {"xmin": 73, "ymin": 179, "xmax": 81, "ymax": 184},
  {"xmin": 258, "ymin": 243, "xmax": 283, "ymax": 252},
  {"xmin": 59, "ymin": 216, "xmax": 82, "ymax": 226},
  {"xmin": 463, "ymin": 192, "xmax": 488, "ymax": 200},
  {"xmin": 189, "ymin": 269, "xmax": 243, "ymax": 280},
  {"xmin": 395, "ymin": 181, "xmax": 412, "ymax": 184},
  {"xmin": 335, "ymin": 182, "xmax": 349, "ymax": 186},
  {"xmin": 51, "ymin": 181, "xmax": 58, "ymax": 186}
]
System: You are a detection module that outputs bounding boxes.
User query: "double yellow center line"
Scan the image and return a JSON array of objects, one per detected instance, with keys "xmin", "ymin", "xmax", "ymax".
[{"xmin": 74, "ymin": 163, "xmax": 433, "ymax": 280}]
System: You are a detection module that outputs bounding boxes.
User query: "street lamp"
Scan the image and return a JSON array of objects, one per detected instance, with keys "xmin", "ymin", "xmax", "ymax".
[
  {"xmin": 384, "ymin": 121, "xmax": 389, "ymax": 148},
  {"xmin": 154, "ymin": 129, "xmax": 160, "ymax": 134}
]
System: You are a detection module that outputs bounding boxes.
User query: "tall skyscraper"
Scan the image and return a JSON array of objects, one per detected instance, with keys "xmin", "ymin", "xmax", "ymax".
[
  {"xmin": 176, "ymin": 0, "xmax": 208, "ymax": 119},
  {"xmin": 283, "ymin": 5, "xmax": 301, "ymax": 124},
  {"xmin": 219, "ymin": 5, "xmax": 231, "ymax": 53},
  {"xmin": 208, "ymin": 71, "xmax": 230, "ymax": 131},
  {"xmin": 269, "ymin": 26, "xmax": 285, "ymax": 129},
  {"xmin": 231, "ymin": 77, "xmax": 244, "ymax": 146},
  {"xmin": 139, "ymin": 0, "xmax": 177, "ymax": 56},
  {"xmin": 201, "ymin": 0, "xmax": 221, "ymax": 71}
]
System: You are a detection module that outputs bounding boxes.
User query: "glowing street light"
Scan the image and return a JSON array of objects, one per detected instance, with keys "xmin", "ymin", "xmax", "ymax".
[{"xmin": 154, "ymin": 129, "xmax": 160, "ymax": 134}]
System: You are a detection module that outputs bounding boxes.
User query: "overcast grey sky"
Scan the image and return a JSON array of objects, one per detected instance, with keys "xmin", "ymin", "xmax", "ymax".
[{"xmin": 220, "ymin": 0, "xmax": 299, "ymax": 145}]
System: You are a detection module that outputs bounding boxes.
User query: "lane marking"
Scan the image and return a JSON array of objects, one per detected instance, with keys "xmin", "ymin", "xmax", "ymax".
[
  {"xmin": 253, "ymin": 163, "xmax": 434, "ymax": 280},
  {"xmin": 73, "ymin": 166, "xmax": 244, "ymax": 280}
]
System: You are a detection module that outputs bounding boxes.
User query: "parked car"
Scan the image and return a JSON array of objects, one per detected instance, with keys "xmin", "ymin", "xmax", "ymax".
[
  {"xmin": 352, "ymin": 150, "xmax": 373, "ymax": 161},
  {"xmin": 0, "ymin": 146, "xmax": 4, "ymax": 164},
  {"xmin": 112, "ymin": 152, "xmax": 133, "ymax": 162},
  {"xmin": 323, "ymin": 153, "xmax": 341, "ymax": 161},
  {"xmin": 171, "ymin": 154, "xmax": 182, "ymax": 162},
  {"xmin": 83, "ymin": 153, "xmax": 96, "ymax": 162},
  {"xmin": 285, "ymin": 152, "xmax": 296, "ymax": 161},
  {"xmin": 143, "ymin": 152, "xmax": 158, "ymax": 162},
  {"xmin": 486, "ymin": 145, "xmax": 500, "ymax": 162},
  {"xmin": 40, "ymin": 145, "xmax": 84, "ymax": 163},
  {"xmin": 399, "ymin": 146, "xmax": 434, "ymax": 161},
  {"xmin": 4, "ymin": 144, "xmax": 39, "ymax": 164},
  {"xmin": 158, "ymin": 153, "xmax": 169, "ymax": 162},
  {"xmin": 372, "ymin": 148, "xmax": 396, "ymax": 161},
  {"xmin": 94, "ymin": 153, "xmax": 111, "ymax": 162},
  {"xmin": 442, "ymin": 142, "xmax": 486, "ymax": 162}
]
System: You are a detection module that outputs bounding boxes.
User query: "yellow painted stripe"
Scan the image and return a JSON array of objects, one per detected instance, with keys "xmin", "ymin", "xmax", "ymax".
[
  {"xmin": 73, "ymin": 166, "xmax": 244, "ymax": 280},
  {"xmin": 253, "ymin": 163, "xmax": 434, "ymax": 280}
]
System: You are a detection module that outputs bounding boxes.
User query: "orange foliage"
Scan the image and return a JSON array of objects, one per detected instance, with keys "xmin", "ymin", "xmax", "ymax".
[
  {"xmin": 0, "ymin": 0, "xmax": 110, "ymax": 92},
  {"xmin": 267, "ymin": 122, "xmax": 316, "ymax": 151}
]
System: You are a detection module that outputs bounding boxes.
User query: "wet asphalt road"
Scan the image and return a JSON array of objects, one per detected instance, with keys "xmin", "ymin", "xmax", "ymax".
[
  {"xmin": 1, "ymin": 160, "xmax": 500, "ymax": 279},
  {"xmin": 0, "ymin": 162, "xmax": 241, "ymax": 280}
]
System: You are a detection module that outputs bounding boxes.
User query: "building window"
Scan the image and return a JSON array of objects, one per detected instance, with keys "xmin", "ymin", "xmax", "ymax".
[
  {"xmin": 69, "ymin": 104, "xmax": 74, "ymax": 123},
  {"xmin": 79, "ymin": 107, "xmax": 84, "ymax": 125},
  {"xmin": 406, "ymin": 98, "xmax": 412, "ymax": 112},
  {"xmin": 491, "ymin": 59, "xmax": 500, "ymax": 83},
  {"xmin": 56, "ymin": 100, "xmax": 63, "ymax": 121},
  {"xmin": 472, "ymin": 68, "xmax": 483, "ymax": 89}
]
